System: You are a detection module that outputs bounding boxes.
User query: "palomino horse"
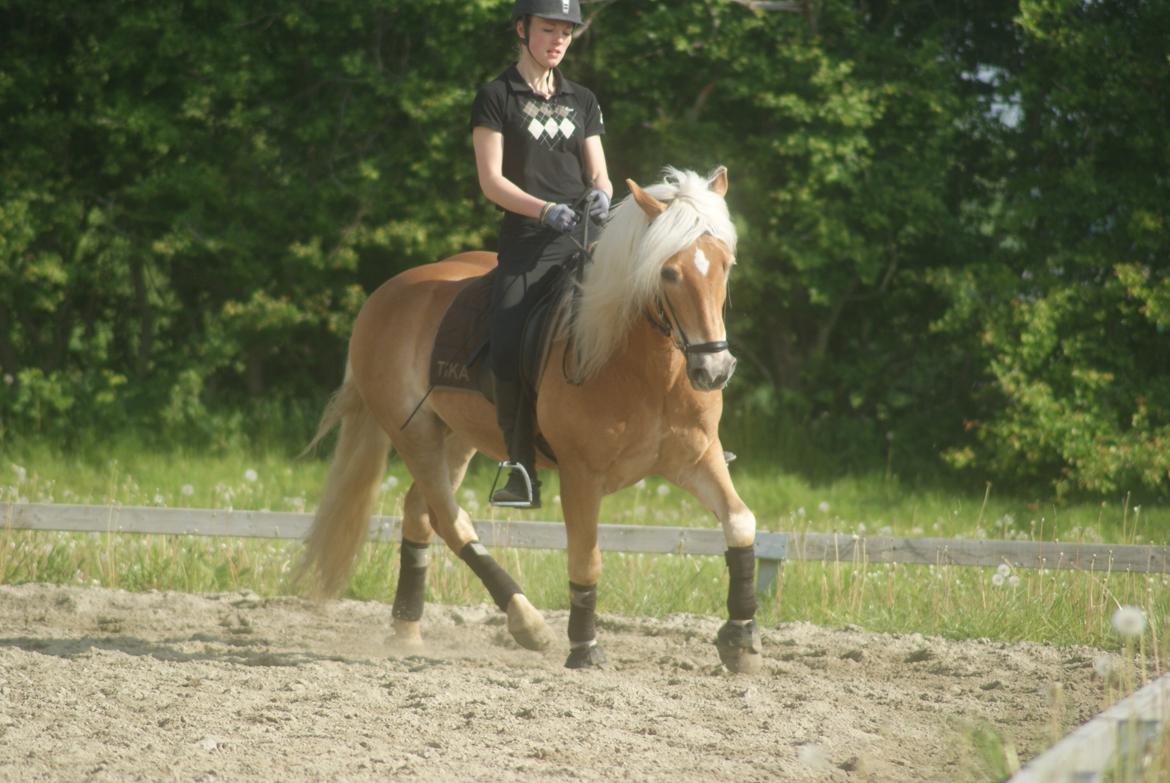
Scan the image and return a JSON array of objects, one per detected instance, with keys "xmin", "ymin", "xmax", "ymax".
[{"xmin": 299, "ymin": 166, "xmax": 762, "ymax": 673}]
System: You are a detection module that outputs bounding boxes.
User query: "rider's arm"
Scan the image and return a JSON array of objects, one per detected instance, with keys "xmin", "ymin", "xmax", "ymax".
[
  {"xmin": 472, "ymin": 127, "xmax": 548, "ymax": 218},
  {"xmin": 581, "ymin": 135, "xmax": 613, "ymax": 200}
]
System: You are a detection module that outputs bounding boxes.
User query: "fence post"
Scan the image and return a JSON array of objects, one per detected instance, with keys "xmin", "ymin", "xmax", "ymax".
[{"xmin": 755, "ymin": 532, "xmax": 787, "ymax": 594}]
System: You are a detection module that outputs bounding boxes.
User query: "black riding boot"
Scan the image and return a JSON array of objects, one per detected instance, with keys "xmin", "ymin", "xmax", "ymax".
[{"xmin": 491, "ymin": 379, "xmax": 541, "ymax": 508}]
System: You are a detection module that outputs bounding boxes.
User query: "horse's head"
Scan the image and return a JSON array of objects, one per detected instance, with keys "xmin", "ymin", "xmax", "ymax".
[{"xmin": 627, "ymin": 168, "xmax": 736, "ymax": 391}]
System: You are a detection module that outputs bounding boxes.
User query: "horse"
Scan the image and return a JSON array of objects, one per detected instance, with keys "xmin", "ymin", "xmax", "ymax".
[{"xmin": 298, "ymin": 166, "xmax": 762, "ymax": 673}]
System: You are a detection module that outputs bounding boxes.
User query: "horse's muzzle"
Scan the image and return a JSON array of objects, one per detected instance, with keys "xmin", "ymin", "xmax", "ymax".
[{"xmin": 687, "ymin": 350, "xmax": 736, "ymax": 391}]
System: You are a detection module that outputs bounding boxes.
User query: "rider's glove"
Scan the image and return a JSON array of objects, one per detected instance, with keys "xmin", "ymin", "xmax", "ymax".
[
  {"xmin": 588, "ymin": 189, "xmax": 610, "ymax": 222},
  {"xmin": 540, "ymin": 202, "xmax": 578, "ymax": 233}
]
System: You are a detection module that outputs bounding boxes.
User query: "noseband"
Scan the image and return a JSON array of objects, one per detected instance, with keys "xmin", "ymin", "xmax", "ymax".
[{"xmin": 645, "ymin": 291, "xmax": 729, "ymax": 357}]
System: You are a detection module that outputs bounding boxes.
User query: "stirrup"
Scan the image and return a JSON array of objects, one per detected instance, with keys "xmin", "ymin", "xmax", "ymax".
[{"xmin": 489, "ymin": 461, "xmax": 536, "ymax": 508}]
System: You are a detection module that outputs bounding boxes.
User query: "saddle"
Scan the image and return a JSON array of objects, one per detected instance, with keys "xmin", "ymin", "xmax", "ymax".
[{"xmin": 428, "ymin": 264, "xmax": 572, "ymax": 461}]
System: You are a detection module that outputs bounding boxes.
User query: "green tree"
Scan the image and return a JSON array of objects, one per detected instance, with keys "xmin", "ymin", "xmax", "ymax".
[{"xmin": 931, "ymin": 0, "xmax": 1170, "ymax": 493}]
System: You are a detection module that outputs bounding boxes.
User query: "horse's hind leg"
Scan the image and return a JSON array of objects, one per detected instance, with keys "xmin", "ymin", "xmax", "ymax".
[
  {"xmin": 390, "ymin": 433, "xmax": 478, "ymax": 646},
  {"xmin": 390, "ymin": 482, "xmax": 433, "ymax": 648},
  {"xmin": 394, "ymin": 415, "xmax": 551, "ymax": 651}
]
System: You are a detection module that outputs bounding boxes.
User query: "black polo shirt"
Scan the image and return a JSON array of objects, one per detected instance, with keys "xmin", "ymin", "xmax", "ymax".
[{"xmin": 471, "ymin": 65, "xmax": 604, "ymax": 241}]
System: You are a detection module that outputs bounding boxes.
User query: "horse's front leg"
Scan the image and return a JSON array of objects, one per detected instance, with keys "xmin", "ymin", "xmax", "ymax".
[
  {"xmin": 679, "ymin": 443, "xmax": 763, "ymax": 675},
  {"xmin": 559, "ymin": 468, "xmax": 608, "ymax": 669}
]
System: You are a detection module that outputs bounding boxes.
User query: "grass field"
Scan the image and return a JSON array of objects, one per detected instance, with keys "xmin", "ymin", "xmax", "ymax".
[{"xmin": 2, "ymin": 442, "xmax": 1168, "ymax": 656}]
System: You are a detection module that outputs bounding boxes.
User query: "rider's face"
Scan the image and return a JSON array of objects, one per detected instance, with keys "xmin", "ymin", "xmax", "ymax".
[{"xmin": 518, "ymin": 16, "xmax": 574, "ymax": 69}]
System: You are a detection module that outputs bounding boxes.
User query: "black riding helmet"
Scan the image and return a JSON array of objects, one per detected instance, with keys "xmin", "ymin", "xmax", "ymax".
[{"xmin": 511, "ymin": 0, "xmax": 582, "ymax": 25}]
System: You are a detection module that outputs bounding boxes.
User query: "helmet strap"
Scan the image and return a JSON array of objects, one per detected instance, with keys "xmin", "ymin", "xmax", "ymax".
[{"xmin": 520, "ymin": 16, "xmax": 538, "ymax": 64}]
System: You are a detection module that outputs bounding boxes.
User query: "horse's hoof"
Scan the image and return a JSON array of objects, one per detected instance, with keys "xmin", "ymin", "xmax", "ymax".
[
  {"xmin": 715, "ymin": 619, "xmax": 762, "ymax": 675},
  {"xmin": 390, "ymin": 619, "xmax": 425, "ymax": 652},
  {"xmin": 506, "ymin": 594, "xmax": 553, "ymax": 651},
  {"xmin": 565, "ymin": 644, "xmax": 608, "ymax": 669}
]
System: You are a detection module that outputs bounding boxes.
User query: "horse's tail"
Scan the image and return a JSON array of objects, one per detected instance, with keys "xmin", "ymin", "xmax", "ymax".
[{"xmin": 294, "ymin": 369, "xmax": 391, "ymax": 598}]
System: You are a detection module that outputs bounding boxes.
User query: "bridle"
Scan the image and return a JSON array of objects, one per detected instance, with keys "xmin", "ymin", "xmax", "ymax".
[
  {"xmin": 644, "ymin": 233, "xmax": 733, "ymax": 358},
  {"xmin": 644, "ymin": 289, "xmax": 730, "ymax": 357}
]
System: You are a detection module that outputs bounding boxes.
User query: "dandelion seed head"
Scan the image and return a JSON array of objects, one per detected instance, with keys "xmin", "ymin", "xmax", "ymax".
[
  {"xmin": 11, "ymin": 464, "xmax": 27, "ymax": 483},
  {"xmin": 1092, "ymin": 655, "xmax": 1117, "ymax": 679},
  {"xmin": 635, "ymin": 479, "xmax": 647, "ymax": 490},
  {"xmin": 1009, "ymin": 575, "xmax": 1020, "ymax": 588},
  {"xmin": 817, "ymin": 501, "xmax": 830, "ymax": 513},
  {"xmin": 180, "ymin": 484, "xmax": 194, "ymax": 497},
  {"xmin": 243, "ymin": 468, "xmax": 258, "ymax": 483},
  {"xmin": 991, "ymin": 573, "xmax": 1005, "ymax": 587},
  {"xmin": 996, "ymin": 564, "xmax": 1011, "ymax": 578},
  {"xmin": 656, "ymin": 484, "xmax": 670, "ymax": 497},
  {"xmin": 796, "ymin": 507, "xmax": 806, "ymax": 518},
  {"xmin": 1111, "ymin": 606, "xmax": 1146, "ymax": 637}
]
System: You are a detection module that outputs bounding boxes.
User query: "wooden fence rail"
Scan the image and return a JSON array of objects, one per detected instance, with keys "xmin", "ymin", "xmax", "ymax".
[
  {"xmin": 1009, "ymin": 671, "xmax": 1170, "ymax": 782},
  {"xmin": 5, "ymin": 503, "xmax": 1170, "ymax": 594}
]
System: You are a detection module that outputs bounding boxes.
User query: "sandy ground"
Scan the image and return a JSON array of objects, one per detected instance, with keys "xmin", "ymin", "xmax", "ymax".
[{"xmin": 0, "ymin": 583, "xmax": 1112, "ymax": 782}]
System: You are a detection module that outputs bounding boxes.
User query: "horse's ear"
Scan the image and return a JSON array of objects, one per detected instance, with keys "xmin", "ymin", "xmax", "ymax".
[
  {"xmin": 708, "ymin": 166, "xmax": 728, "ymax": 196},
  {"xmin": 626, "ymin": 178, "xmax": 667, "ymax": 218}
]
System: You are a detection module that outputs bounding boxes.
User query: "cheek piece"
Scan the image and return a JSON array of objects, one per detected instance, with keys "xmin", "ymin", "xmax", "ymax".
[
  {"xmin": 725, "ymin": 545, "xmax": 757, "ymax": 620},
  {"xmin": 392, "ymin": 540, "xmax": 430, "ymax": 622}
]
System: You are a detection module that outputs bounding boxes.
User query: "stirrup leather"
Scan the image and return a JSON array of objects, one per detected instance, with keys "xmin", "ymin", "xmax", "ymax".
[{"xmin": 489, "ymin": 461, "xmax": 537, "ymax": 508}]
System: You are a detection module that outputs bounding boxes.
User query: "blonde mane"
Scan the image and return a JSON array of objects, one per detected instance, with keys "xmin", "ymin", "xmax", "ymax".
[{"xmin": 560, "ymin": 167, "xmax": 737, "ymax": 379}]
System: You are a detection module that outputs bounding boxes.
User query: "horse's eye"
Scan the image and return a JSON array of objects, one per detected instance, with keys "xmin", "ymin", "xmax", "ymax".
[{"xmin": 660, "ymin": 267, "xmax": 680, "ymax": 283}]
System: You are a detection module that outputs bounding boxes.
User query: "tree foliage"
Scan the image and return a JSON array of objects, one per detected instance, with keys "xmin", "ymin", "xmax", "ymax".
[{"xmin": 1, "ymin": 0, "xmax": 1167, "ymax": 494}]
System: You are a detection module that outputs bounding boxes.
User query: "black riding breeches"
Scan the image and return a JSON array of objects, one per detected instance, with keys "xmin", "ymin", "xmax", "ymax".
[{"xmin": 490, "ymin": 228, "xmax": 578, "ymax": 469}]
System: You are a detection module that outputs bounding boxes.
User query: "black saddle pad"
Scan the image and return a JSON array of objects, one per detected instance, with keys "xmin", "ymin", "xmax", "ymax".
[
  {"xmin": 429, "ymin": 272, "xmax": 495, "ymax": 397},
  {"xmin": 428, "ymin": 267, "xmax": 564, "ymax": 403}
]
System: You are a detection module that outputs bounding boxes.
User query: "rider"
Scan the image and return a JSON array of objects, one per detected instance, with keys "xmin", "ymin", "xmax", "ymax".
[{"xmin": 471, "ymin": 0, "xmax": 613, "ymax": 508}]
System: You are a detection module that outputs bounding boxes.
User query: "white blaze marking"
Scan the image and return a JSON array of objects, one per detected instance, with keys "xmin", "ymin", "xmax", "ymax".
[{"xmin": 693, "ymin": 248, "xmax": 711, "ymax": 276}]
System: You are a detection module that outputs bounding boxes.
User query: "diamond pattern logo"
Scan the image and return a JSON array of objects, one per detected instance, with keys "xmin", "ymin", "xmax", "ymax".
[{"xmin": 521, "ymin": 99, "xmax": 578, "ymax": 148}]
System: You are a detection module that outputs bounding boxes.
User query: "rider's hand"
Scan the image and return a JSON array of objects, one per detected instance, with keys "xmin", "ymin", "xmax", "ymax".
[
  {"xmin": 540, "ymin": 202, "xmax": 578, "ymax": 233},
  {"xmin": 588, "ymin": 189, "xmax": 610, "ymax": 222}
]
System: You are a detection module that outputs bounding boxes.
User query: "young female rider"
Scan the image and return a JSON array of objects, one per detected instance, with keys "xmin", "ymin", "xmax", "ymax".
[{"xmin": 471, "ymin": 0, "xmax": 613, "ymax": 508}]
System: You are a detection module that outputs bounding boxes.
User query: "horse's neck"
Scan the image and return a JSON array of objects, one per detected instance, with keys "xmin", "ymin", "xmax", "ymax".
[
  {"xmin": 605, "ymin": 318, "xmax": 692, "ymax": 397},
  {"xmin": 617, "ymin": 317, "xmax": 677, "ymax": 373}
]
